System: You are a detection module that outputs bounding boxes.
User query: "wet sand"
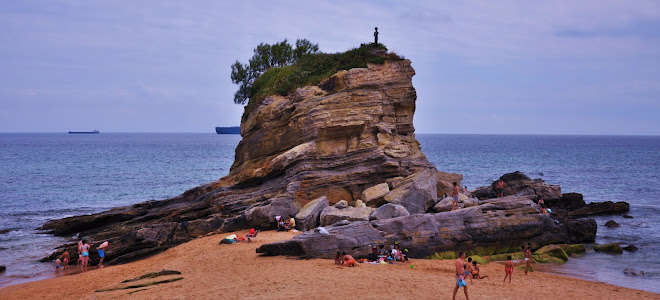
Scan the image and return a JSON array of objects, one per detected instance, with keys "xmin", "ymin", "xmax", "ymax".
[{"xmin": 1, "ymin": 230, "xmax": 658, "ymax": 300}]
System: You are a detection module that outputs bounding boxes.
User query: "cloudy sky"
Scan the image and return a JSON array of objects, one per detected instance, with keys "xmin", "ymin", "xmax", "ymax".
[{"xmin": 1, "ymin": 1, "xmax": 659, "ymax": 134}]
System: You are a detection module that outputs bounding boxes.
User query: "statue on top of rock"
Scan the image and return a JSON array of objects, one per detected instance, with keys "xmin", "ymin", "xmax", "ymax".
[{"xmin": 374, "ymin": 27, "xmax": 379, "ymax": 44}]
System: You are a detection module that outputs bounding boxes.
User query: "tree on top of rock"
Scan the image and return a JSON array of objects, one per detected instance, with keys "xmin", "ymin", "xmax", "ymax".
[{"xmin": 230, "ymin": 39, "xmax": 320, "ymax": 105}]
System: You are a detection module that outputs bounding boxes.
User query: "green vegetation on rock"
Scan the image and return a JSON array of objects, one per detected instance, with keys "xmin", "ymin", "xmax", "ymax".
[
  {"xmin": 594, "ymin": 243, "xmax": 623, "ymax": 254},
  {"xmin": 428, "ymin": 251, "xmax": 457, "ymax": 260},
  {"xmin": 558, "ymin": 244, "xmax": 586, "ymax": 254},
  {"xmin": 486, "ymin": 251, "xmax": 524, "ymax": 262},
  {"xmin": 534, "ymin": 245, "xmax": 569, "ymax": 261},
  {"xmin": 468, "ymin": 255, "xmax": 488, "ymax": 265},
  {"xmin": 233, "ymin": 41, "xmax": 403, "ymax": 120},
  {"xmin": 532, "ymin": 254, "xmax": 566, "ymax": 264}
]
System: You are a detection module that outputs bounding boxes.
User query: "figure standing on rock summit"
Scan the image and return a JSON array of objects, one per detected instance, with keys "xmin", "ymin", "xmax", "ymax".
[
  {"xmin": 374, "ymin": 27, "xmax": 379, "ymax": 44},
  {"xmin": 495, "ymin": 179, "xmax": 512, "ymax": 198}
]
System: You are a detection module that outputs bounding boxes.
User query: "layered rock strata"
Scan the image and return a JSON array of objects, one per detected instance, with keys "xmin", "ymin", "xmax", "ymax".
[{"xmin": 40, "ymin": 59, "xmax": 462, "ymax": 265}]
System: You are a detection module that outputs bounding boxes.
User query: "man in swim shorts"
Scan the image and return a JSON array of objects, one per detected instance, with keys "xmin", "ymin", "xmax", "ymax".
[
  {"xmin": 453, "ymin": 251, "xmax": 469, "ymax": 300},
  {"xmin": 495, "ymin": 179, "xmax": 511, "ymax": 197},
  {"xmin": 97, "ymin": 239, "xmax": 112, "ymax": 268}
]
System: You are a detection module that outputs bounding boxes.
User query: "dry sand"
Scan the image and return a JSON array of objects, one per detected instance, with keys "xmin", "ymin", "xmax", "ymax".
[{"xmin": 1, "ymin": 230, "xmax": 658, "ymax": 300}]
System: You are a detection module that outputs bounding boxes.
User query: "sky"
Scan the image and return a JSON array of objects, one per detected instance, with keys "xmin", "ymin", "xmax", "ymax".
[{"xmin": 1, "ymin": 1, "xmax": 659, "ymax": 134}]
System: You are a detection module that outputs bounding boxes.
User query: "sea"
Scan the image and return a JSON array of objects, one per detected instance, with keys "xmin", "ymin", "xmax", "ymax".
[{"xmin": 0, "ymin": 133, "xmax": 659, "ymax": 293}]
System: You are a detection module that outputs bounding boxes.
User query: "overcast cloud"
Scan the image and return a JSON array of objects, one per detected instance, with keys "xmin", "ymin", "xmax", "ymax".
[{"xmin": 1, "ymin": 1, "xmax": 659, "ymax": 134}]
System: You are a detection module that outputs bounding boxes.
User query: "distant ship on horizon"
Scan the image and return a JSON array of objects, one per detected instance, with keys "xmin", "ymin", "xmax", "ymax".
[
  {"xmin": 68, "ymin": 129, "xmax": 100, "ymax": 134},
  {"xmin": 215, "ymin": 126, "xmax": 240, "ymax": 134}
]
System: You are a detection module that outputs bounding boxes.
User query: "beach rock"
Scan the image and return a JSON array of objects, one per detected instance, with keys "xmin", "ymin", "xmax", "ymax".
[
  {"xmin": 623, "ymin": 244, "xmax": 638, "ymax": 252},
  {"xmin": 594, "ymin": 243, "xmax": 623, "ymax": 254},
  {"xmin": 369, "ymin": 203, "xmax": 410, "ymax": 221},
  {"xmin": 473, "ymin": 171, "xmax": 561, "ymax": 201},
  {"xmin": 257, "ymin": 196, "xmax": 597, "ymax": 259},
  {"xmin": 533, "ymin": 254, "xmax": 566, "ymax": 264},
  {"xmin": 334, "ymin": 200, "xmax": 349, "ymax": 209},
  {"xmin": 295, "ymin": 196, "xmax": 329, "ymax": 231},
  {"xmin": 361, "ymin": 183, "xmax": 390, "ymax": 207},
  {"xmin": 383, "ymin": 169, "xmax": 438, "ymax": 214},
  {"xmin": 463, "ymin": 198, "xmax": 479, "ymax": 208},
  {"xmin": 0, "ymin": 265, "xmax": 5, "ymax": 273},
  {"xmin": 623, "ymin": 215, "xmax": 633, "ymax": 219},
  {"xmin": 354, "ymin": 200, "xmax": 366, "ymax": 208},
  {"xmin": 569, "ymin": 201, "xmax": 630, "ymax": 217},
  {"xmin": 534, "ymin": 245, "xmax": 569, "ymax": 261},
  {"xmin": 245, "ymin": 196, "xmax": 301, "ymax": 229},
  {"xmin": 432, "ymin": 197, "xmax": 457, "ymax": 213},
  {"xmin": 558, "ymin": 244, "xmax": 586, "ymax": 254},
  {"xmin": 604, "ymin": 220, "xmax": 620, "ymax": 228},
  {"xmin": 623, "ymin": 268, "xmax": 645, "ymax": 276},
  {"xmin": 545, "ymin": 193, "xmax": 586, "ymax": 209},
  {"xmin": 320, "ymin": 205, "xmax": 372, "ymax": 226},
  {"xmin": 0, "ymin": 228, "xmax": 16, "ymax": 235}
]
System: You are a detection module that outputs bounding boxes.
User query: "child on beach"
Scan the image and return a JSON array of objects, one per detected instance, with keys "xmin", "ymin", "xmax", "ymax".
[
  {"xmin": 465, "ymin": 257, "xmax": 474, "ymax": 284},
  {"xmin": 342, "ymin": 252, "xmax": 356, "ymax": 267},
  {"xmin": 62, "ymin": 250, "xmax": 69, "ymax": 270},
  {"xmin": 471, "ymin": 261, "xmax": 488, "ymax": 279},
  {"xmin": 335, "ymin": 251, "xmax": 342, "ymax": 265},
  {"xmin": 55, "ymin": 256, "xmax": 62, "ymax": 271},
  {"xmin": 504, "ymin": 256, "xmax": 513, "ymax": 283}
]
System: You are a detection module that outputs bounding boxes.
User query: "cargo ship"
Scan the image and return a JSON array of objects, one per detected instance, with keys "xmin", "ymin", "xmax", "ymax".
[
  {"xmin": 68, "ymin": 130, "xmax": 100, "ymax": 134},
  {"xmin": 215, "ymin": 126, "xmax": 240, "ymax": 134}
]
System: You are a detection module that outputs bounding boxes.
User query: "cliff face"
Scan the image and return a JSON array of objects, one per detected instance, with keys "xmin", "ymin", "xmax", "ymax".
[{"xmin": 41, "ymin": 59, "xmax": 462, "ymax": 265}]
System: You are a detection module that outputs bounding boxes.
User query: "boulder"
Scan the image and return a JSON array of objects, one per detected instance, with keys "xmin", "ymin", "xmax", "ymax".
[
  {"xmin": 473, "ymin": 171, "xmax": 561, "ymax": 201},
  {"xmin": 549, "ymin": 193, "xmax": 586, "ymax": 209},
  {"xmin": 361, "ymin": 183, "xmax": 390, "ymax": 207},
  {"xmin": 369, "ymin": 203, "xmax": 410, "ymax": 221},
  {"xmin": 432, "ymin": 197, "xmax": 457, "ymax": 213},
  {"xmin": 334, "ymin": 200, "xmax": 348, "ymax": 209},
  {"xmin": 594, "ymin": 243, "xmax": 623, "ymax": 254},
  {"xmin": 383, "ymin": 169, "xmax": 438, "ymax": 214},
  {"xmin": 463, "ymin": 198, "xmax": 479, "ymax": 208},
  {"xmin": 257, "ymin": 196, "xmax": 598, "ymax": 259},
  {"xmin": 245, "ymin": 196, "xmax": 300, "ymax": 229},
  {"xmin": 354, "ymin": 200, "xmax": 366, "ymax": 208},
  {"xmin": 569, "ymin": 201, "xmax": 630, "ymax": 217},
  {"xmin": 604, "ymin": 220, "xmax": 620, "ymax": 228},
  {"xmin": 623, "ymin": 215, "xmax": 633, "ymax": 219},
  {"xmin": 0, "ymin": 265, "xmax": 5, "ymax": 273},
  {"xmin": 320, "ymin": 206, "xmax": 373, "ymax": 226},
  {"xmin": 534, "ymin": 245, "xmax": 569, "ymax": 261},
  {"xmin": 623, "ymin": 244, "xmax": 638, "ymax": 252},
  {"xmin": 295, "ymin": 196, "xmax": 329, "ymax": 231},
  {"xmin": 558, "ymin": 244, "xmax": 586, "ymax": 254},
  {"xmin": 623, "ymin": 268, "xmax": 645, "ymax": 276},
  {"xmin": 435, "ymin": 171, "xmax": 463, "ymax": 199},
  {"xmin": 533, "ymin": 254, "xmax": 566, "ymax": 264}
]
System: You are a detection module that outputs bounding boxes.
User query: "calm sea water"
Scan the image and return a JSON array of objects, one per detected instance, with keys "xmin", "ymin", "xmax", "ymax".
[{"xmin": 0, "ymin": 133, "xmax": 658, "ymax": 293}]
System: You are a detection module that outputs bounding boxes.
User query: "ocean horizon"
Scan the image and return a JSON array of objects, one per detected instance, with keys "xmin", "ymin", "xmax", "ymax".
[{"xmin": 0, "ymin": 133, "xmax": 658, "ymax": 293}]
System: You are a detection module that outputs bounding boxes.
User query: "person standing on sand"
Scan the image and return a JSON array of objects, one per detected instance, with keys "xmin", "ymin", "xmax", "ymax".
[
  {"xmin": 504, "ymin": 255, "xmax": 513, "ymax": 283},
  {"xmin": 495, "ymin": 179, "xmax": 512, "ymax": 198},
  {"xmin": 523, "ymin": 243, "xmax": 535, "ymax": 275},
  {"xmin": 452, "ymin": 182, "xmax": 460, "ymax": 211},
  {"xmin": 453, "ymin": 252, "xmax": 469, "ymax": 300},
  {"xmin": 80, "ymin": 239, "xmax": 90, "ymax": 268},
  {"xmin": 62, "ymin": 250, "xmax": 69, "ymax": 270},
  {"xmin": 77, "ymin": 237, "xmax": 86, "ymax": 267},
  {"xmin": 97, "ymin": 239, "xmax": 112, "ymax": 267}
]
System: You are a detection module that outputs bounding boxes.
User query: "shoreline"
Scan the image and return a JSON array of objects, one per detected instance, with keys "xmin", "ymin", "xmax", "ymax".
[{"xmin": 1, "ymin": 230, "xmax": 657, "ymax": 300}]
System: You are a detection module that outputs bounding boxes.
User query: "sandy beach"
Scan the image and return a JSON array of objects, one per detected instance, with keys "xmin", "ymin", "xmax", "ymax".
[{"xmin": 1, "ymin": 230, "xmax": 657, "ymax": 300}]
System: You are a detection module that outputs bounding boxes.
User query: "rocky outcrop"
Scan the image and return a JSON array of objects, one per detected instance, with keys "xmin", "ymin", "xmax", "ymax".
[
  {"xmin": 605, "ymin": 220, "xmax": 620, "ymax": 228},
  {"xmin": 383, "ymin": 169, "xmax": 437, "ymax": 214},
  {"xmin": 256, "ymin": 196, "xmax": 597, "ymax": 258},
  {"xmin": 569, "ymin": 201, "xmax": 630, "ymax": 217},
  {"xmin": 624, "ymin": 268, "xmax": 645, "ymax": 276},
  {"xmin": 369, "ymin": 203, "xmax": 410, "ymax": 221},
  {"xmin": 320, "ymin": 205, "xmax": 373, "ymax": 226},
  {"xmin": 40, "ymin": 58, "xmax": 464, "ymax": 264},
  {"xmin": 473, "ymin": 171, "xmax": 561, "ymax": 201},
  {"xmin": 295, "ymin": 196, "xmax": 329, "ymax": 231},
  {"xmin": 594, "ymin": 243, "xmax": 623, "ymax": 254},
  {"xmin": 361, "ymin": 183, "xmax": 390, "ymax": 207},
  {"xmin": 546, "ymin": 193, "xmax": 586, "ymax": 209}
]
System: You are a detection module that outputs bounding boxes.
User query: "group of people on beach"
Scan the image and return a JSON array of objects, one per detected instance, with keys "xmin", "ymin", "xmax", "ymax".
[
  {"xmin": 276, "ymin": 215, "xmax": 296, "ymax": 232},
  {"xmin": 55, "ymin": 237, "xmax": 111, "ymax": 271}
]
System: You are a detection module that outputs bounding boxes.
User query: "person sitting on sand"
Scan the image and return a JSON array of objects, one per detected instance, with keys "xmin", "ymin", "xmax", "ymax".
[
  {"xmin": 495, "ymin": 179, "xmax": 512, "ymax": 197},
  {"xmin": 465, "ymin": 257, "xmax": 474, "ymax": 284},
  {"xmin": 471, "ymin": 261, "xmax": 488, "ymax": 279},
  {"xmin": 503, "ymin": 255, "xmax": 513, "ymax": 283},
  {"xmin": 335, "ymin": 251, "xmax": 343, "ymax": 265},
  {"xmin": 62, "ymin": 250, "xmax": 69, "ymax": 270},
  {"xmin": 285, "ymin": 215, "xmax": 296, "ymax": 230},
  {"xmin": 342, "ymin": 252, "xmax": 356, "ymax": 267},
  {"xmin": 276, "ymin": 216, "xmax": 287, "ymax": 232}
]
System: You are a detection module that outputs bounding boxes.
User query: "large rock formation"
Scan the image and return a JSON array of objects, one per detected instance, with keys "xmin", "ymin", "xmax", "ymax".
[
  {"xmin": 256, "ymin": 196, "xmax": 596, "ymax": 258},
  {"xmin": 473, "ymin": 171, "xmax": 562, "ymax": 201},
  {"xmin": 40, "ymin": 58, "xmax": 462, "ymax": 265}
]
